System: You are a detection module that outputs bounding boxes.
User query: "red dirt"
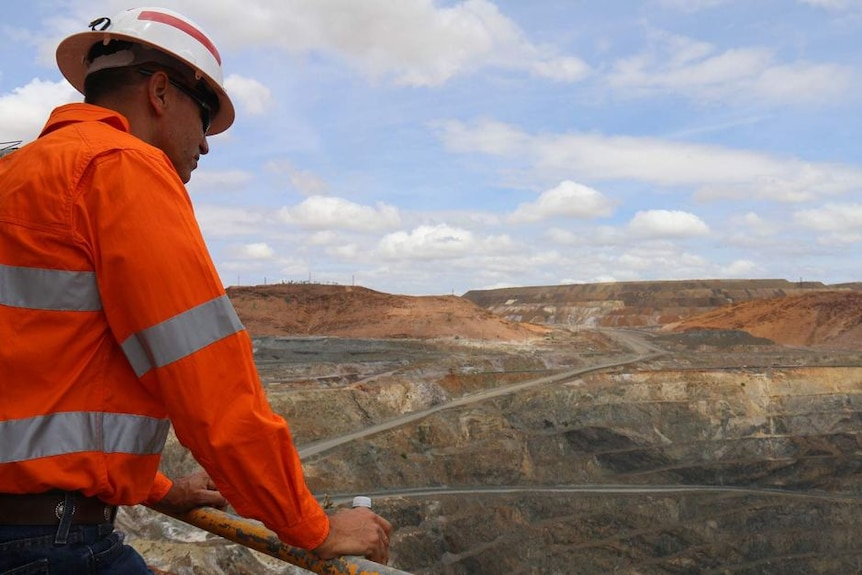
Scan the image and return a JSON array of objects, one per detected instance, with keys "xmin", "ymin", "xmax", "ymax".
[
  {"xmin": 227, "ymin": 284, "xmax": 862, "ymax": 350},
  {"xmin": 227, "ymin": 284, "xmax": 549, "ymax": 340},
  {"xmin": 663, "ymin": 290, "xmax": 862, "ymax": 349}
]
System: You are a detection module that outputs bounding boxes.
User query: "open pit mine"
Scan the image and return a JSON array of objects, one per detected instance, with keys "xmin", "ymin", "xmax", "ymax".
[{"xmin": 122, "ymin": 280, "xmax": 862, "ymax": 575}]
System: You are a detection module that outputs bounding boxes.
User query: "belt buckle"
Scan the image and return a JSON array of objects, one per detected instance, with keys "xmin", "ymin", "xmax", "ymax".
[{"xmin": 54, "ymin": 501, "xmax": 76, "ymax": 520}]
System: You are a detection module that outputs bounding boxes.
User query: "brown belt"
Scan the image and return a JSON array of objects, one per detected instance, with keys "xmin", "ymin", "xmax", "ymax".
[{"xmin": 0, "ymin": 491, "xmax": 117, "ymax": 525}]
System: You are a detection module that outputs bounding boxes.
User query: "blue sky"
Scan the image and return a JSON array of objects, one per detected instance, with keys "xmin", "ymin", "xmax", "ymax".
[{"xmin": 2, "ymin": 0, "xmax": 862, "ymax": 296}]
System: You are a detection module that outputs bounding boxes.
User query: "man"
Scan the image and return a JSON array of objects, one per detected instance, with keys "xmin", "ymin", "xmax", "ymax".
[{"xmin": 0, "ymin": 7, "xmax": 391, "ymax": 573}]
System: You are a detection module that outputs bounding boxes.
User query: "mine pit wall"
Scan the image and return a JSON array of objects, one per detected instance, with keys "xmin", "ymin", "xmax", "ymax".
[
  {"xmin": 302, "ymin": 366, "xmax": 862, "ymax": 494},
  {"xmin": 141, "ymin": 365, "xmax": 862, "ymax": 574},
  {"xmin": 299, "ymin": 366, "xmax": 862, "ymax": 572},
  {"xmin": 375, "ymin": 488, "xmax": 862, "ymax": 574}
]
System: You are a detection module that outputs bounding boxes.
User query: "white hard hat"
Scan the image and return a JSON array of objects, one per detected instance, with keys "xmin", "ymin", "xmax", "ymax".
[{"xmin": 56, "ymin": 7, "xmax": 235, "ymax": 134}]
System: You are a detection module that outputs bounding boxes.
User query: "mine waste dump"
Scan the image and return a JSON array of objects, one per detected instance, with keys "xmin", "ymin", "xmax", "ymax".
[{"xmin": 119, "ymin": 282, "xmax": 862, "ymax": 574}]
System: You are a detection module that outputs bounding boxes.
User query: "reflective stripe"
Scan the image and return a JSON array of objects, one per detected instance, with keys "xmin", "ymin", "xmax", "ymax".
[
  {"xmin": 122, "ymin": 294, "xmax": 244, "ymax": 377},
  {"xmin": 0, "ymin": 412, "xmax": 170, "ymax": 464},
  {"xmin": 0, "ymin": 263, "xmax": 101, "ymax": 311}
]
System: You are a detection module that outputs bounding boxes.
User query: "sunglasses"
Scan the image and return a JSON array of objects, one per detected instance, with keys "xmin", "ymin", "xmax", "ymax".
[{"xmin": 139, "ymin": 68, "xmax": 212, "ymax": 134}]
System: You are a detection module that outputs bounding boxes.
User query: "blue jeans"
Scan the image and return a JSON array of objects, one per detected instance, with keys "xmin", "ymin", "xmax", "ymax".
[{"xmin": 0, "ymin": 523, "xmax": 151, "ymax": 575}]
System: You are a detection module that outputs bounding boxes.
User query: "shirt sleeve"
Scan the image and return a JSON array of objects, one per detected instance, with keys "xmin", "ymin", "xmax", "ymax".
[
  {"xmin": 144, "ymin": 472, "xmax": 173, "ymax": 506},
  {"xmin": 78, "ymin": 148, "xmax": 330, "ymax": 549}
]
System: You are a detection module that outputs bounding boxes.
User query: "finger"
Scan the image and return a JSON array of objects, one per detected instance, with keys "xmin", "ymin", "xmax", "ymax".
[
  {"xmin": 374, "ymin": 513, "xmax": 393, "ymax": 536},
  {"xmin": 198, "ymin": 489, "xmax": 228, "ymax": 508},
  {"xmin": 378, "ymin": 536, "xmax": 389, "ymax": 565},
  {"xmin": 204, "ymin": 474, "xmax": 219, "ymax": 491},
  {"xmin": 374, "ymin": 525, "xmax": 389, "ymax": 564},
  {"xmin": 367, "ymin": 545, "xmax": 386, "ymax": 565},
  {"xmin": 379, "ymin": 541, "xmax": 389, "ymax": 565}
]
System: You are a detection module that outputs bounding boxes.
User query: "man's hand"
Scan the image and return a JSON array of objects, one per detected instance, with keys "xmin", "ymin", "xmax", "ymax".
[
  {"xmin": 313, "ymin": 507, "xmax": 393, "ymax": 565},
  {"xmin": 149, "ymin": 470, "xmax": 227, "ymax": 514}
]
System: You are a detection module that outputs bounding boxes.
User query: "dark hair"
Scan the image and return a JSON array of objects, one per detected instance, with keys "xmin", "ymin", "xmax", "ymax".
[
  {"xmin": 83, "ymin": 66, "xmax": 140, "ymax": 103},
  {"xmin": 82, "ymin": 40, "xmax": 141, "ymax": 103}
]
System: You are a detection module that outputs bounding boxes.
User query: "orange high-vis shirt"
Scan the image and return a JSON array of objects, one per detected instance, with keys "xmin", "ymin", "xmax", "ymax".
[{"xmin": 0, "ymin": 104, "xmax": 329, "ymax": 550}]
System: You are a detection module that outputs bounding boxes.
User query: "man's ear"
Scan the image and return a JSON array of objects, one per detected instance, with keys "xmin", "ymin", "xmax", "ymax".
[{"xmin": 145, "ymin": 70, "xmax": 171, "ymax": 119}]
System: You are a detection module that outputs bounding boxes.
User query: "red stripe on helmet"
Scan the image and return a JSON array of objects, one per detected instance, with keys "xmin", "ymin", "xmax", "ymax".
[{"xmin": 138, "ymin": 10, "xmax": 222, "ymax": 65}]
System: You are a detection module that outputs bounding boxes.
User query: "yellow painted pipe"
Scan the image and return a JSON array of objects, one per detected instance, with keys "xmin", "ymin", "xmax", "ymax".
[{"xmin": 153, "ymin": 505, "xmax": 413, "ymax": 575}]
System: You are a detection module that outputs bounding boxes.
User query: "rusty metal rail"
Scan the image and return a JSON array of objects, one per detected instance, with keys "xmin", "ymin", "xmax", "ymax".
[
  {"xmin": 0, "ymin": 140, "xmax": 21, "ymax": 158},
  {"xmin": 155, "ymin": 506, "xmax": 413, "ymax": 575}
]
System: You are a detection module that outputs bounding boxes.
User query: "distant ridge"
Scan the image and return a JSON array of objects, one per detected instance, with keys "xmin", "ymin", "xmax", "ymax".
[
  {"xmin": 226, "ymin": 283, "xmax": 548, "ymax": 340},
  {"xmin": 224, "ymin": 279, "xmax": 862, "ymax": 348},
  {"xmin": 462, "ymin": 278, "xmax": 858, "ymax": 328}
]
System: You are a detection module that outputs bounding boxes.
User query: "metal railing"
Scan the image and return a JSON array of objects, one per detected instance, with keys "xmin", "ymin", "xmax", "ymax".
[
  {"xmin": 0, "ymin": 141, "xmax": 21, "ymax": 158},
  {"xmin": 155, "ymin": 506, "xmax": 413, "ymax": 575}
]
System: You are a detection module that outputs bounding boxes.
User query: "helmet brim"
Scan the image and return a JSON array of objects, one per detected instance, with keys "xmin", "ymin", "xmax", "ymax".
[{"xmin": 56, "ymin": 30, "xmax": 235, "ymax": 135}]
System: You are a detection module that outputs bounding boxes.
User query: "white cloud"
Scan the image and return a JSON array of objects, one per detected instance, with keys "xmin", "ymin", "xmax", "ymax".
[
  {"xmin": 265, "ymin": 160, "xmax": 328, "ymax": 196},
  {"xmin": 545, "ymin": 228, "xmax": 580, "ymax": 245},
  {"xmin": 607, "ymin": 30, "xmax": 855, "ymax": 105},
  {"xmin": 188, "ymin": 169, "xmax": 255, "ymax": 193},
  {"xmin": 278, "ymin": 195, "xmax": 401, "ymax": 232},
  {"xmin": 617, "ymin": 244, "xmax": 710, "ymax": 274},
  {"xmin": 224, "ymin": 74, "xmax": 273, "ymax": 115},
  {"xmin": 753, "ymin": 62, "xmax": 855, "ymax": 104},
  {"xmin": 721, "ymin": 259, "xmax": 763, "ymax": 276},
  {"xmin": 726, "ymin": 212, "xmax": 781, "ymax": 239},
  {"xmin": 438, "ymin": 120, "xmax": 862, "ymax": 201},
  {"xmin": 378, "ymin": 223, "xmax": 512, "ymax": 260},
  {"xmin": 194, "ymin": 204, "xmax": 269, "ymax": 237},
  {"xmin": 434, "ymin": 119, "xmax": 529, "ymax": 156},
  {"xmin": 544, "ymin": 225, "xmax": 625, "ymax": 247},
  {"xmin": 793, "ymin": 203, "xmax": 862, "ymax": 233},
  {"xmin": 737, "ymin": 212, "xmax": 767, "ymax": 228},
  {"xmin": 628, "ymin": 210, "xmax": 710, "ymax": 238},
  {"xmin": 180, "ymin": 0, "xmax": 588, "ymax": 87},
  {"xmin": 219, "ymin": 251, "xmax": 310, "ymax": 286},
  {"xmin": 530, "ymin": 57, "xmax": 590, "ymax": 82},
  {"xmin": 229, "ymin": 242, "xmax": 276, "ymax": 259},
  {"xmin": 0, "ymin": 79, "xmax": 78, "ymax": 143},
  {"xmin": 509, "ymin": 180, "xmax": 615, "ymax": 223},
  {"xmin": 306, "ymin": 230, "xmax": 340, "ymax": 246},
  {"xmin": 378, "ymin": 224, "xmax": 475, "ymax": 260},
  {"xmin": 815, "ymin": 232, "xmax": 862, "ymax": 246},
  {"xmin": 793, "ymin": 204, "xmax": 862, "ymax": 246},
  {"xmin": 695, "ymin": 162, "xmax": 862, "ymax": 203}
]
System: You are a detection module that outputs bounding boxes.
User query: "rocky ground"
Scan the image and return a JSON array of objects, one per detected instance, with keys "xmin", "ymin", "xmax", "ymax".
[{"xmin": 126, "ymin": 282, "xmax": 862, "ymax": 575}]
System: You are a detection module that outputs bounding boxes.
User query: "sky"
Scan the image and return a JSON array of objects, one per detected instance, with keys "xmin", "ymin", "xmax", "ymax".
[{"xmin": 2, "ymin": 0, "xmax": 862, "ymax": 296}]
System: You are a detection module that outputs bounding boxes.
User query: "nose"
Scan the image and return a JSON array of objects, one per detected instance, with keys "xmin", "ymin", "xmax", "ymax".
[{"xmin": 199, "ymin": 134, "xmax": 209, "ymax": 156}]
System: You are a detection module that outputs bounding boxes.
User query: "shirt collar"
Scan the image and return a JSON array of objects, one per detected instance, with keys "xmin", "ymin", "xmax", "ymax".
[{"xmin": 40, "ymin": 103, "xmax": 131, "ymax": 138}]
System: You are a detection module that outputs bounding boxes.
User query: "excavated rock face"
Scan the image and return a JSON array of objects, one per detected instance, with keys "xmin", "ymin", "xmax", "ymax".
[
  {"xmin": 464, "ymin": 279, "xmax": 862, "ymax": 340},
  {"xmin": 127, "ymin": 328, "xmax": 862, "ymax": 574},
  {"xmin": 299, "ymin": 365, "xmax": 862, "ymax": 574},
  {"xmin": 302, "ymin": 366, "xmax": 862, "ymax": 490},
  {"xmin": 122, "ymin": 284, "xmax": 862, "ymax": 573},
  {"xmin": 375, "ymin": 490, "xmax": 860, "ymax": 575}
]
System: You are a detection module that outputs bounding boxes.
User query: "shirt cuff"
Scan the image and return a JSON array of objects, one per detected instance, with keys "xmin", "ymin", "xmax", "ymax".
[{"xmin": 144, "ymin": 471, "xmax": 174, "ymax": 506}]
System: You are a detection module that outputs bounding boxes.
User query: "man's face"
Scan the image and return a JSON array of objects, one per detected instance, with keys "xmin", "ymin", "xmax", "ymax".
[{"xmin": 158, "ymin": 74, "xmax": 210, "ymax": 183}]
